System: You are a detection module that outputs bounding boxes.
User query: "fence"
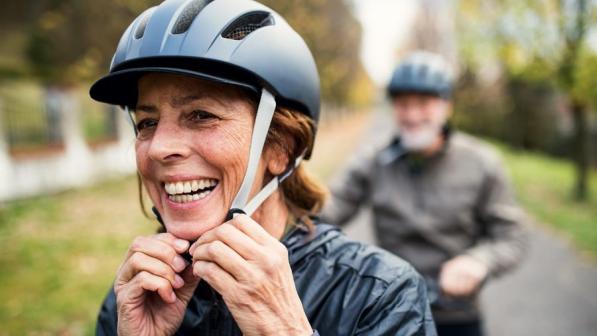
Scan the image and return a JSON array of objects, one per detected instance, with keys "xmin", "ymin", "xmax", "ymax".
[{"xmin": 0, "ymin": 83, "xmax": 136, "ymax": 202}]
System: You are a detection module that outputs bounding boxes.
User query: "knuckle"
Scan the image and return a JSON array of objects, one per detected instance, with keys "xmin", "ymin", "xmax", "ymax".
[
  {"xmin": 129, "ymin": 252, "xmax": 142, "ymax": 268},
  {"xmin": 206, "ymin": 243, "xmax": 220, "ymax": 259},
  {"xmin": 194, "ymin": 261, "xmax": 207, "ymax": 277},
  {"xmin": 130, "ymin": 236, "xmax": 146, "ymax": 251},
  {"xmin": 137, "ymin": 270, "xmax": 150, "ymax": 283},
  {"xmin": 276, "ymin": 242, "xmax": 289, "ymax": 257},
  {"xmin": 165, "ymin": 248, "xmax": 177, "ymax": 263},
  {"xmin": 214, "ymin": 225, "xmax": 229, "ymax": 238}
]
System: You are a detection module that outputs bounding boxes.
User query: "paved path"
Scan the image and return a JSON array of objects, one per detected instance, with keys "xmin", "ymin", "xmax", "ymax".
[{"xmin": 337, "ymin": 108, "xmax": 597, "ymax": 336}]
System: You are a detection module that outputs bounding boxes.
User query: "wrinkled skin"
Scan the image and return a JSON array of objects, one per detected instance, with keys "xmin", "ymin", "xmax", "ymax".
[{"xmin": 114, "ymin": 74, "xmax": 311, "ymax": 336}]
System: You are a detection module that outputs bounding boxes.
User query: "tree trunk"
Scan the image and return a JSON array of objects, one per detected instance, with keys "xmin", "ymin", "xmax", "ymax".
[{"xmin": 571, "ymin": 99, "xmax": 590, "ymax": 201}]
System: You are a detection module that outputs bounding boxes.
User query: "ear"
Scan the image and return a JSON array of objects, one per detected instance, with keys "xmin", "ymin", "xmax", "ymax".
[{"xmin": 263, "ymin": 144, "xmax": 289, "ymax": 176}]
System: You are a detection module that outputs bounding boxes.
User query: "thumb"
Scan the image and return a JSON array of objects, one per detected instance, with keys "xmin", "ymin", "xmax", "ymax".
[{"xmin": 175, "ymin": 266, "xmax": 200, "ymax": 303}]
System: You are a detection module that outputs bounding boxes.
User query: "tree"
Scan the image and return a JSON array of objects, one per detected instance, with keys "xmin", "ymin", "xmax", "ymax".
[
  {"xmin": 0, "ymin": 0, "xmax": 371, "ymax": 106},
  {"xmin": 457, "ymin": 0, "xmax": 597, "ymax": 201},
  {"xmin": 261, "ymin": 0, "xmax": 373, "ymax": 107}
]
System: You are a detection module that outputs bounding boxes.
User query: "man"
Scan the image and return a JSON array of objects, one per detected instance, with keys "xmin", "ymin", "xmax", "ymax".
[{"xmin": 321, "ymin": 51, "xmax": 528, "ymax": 336}]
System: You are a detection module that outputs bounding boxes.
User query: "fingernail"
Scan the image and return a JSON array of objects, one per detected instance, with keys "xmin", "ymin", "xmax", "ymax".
[
  {"xmin": 170, "ymin": 291, "xmax": 177, "ymax": 303},
  {"xmin": 172, "ymin": 255, "xmax": 186, "ymax": 271},
  {"xmin": 175, "ymin": 239, "xmax": 189, "ymax": 251},
  {"xmin": 174, "ymin": 274, "xmax": 184, "ymax": 288}
]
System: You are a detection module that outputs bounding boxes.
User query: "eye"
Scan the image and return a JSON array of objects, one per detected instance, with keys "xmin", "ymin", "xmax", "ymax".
[
  {"xmin": 136, "ymin": 118, "xmax": 158, "ymax": 132},
  {"xmin": 188, "ymin": 110, "xmax": 219, "ymax": 122}
]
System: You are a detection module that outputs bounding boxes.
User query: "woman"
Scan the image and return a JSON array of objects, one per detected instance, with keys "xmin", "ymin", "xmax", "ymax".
[{"xmin": 90, "ymin": 0, "xmax": 436, "ymax": 335}]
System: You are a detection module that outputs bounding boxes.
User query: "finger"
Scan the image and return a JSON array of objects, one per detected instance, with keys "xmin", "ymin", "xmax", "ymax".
[
  {"xmin": 229, "ymin": 214, "xmax": 276, "ymax": 246},
  {"xmin": 190, "ymin": 223, "xmax": 263, "ymax": 261},
  {"xmin": 119, "ymin": 251, "xmax": 185, "ymax": 289},
  {"xmin": 193, "ymin": 260, "xmax": 236, "ymax": 295},
  {"xmin": 192, "ymin": 240, "xmax": 253, "ymax": 281},
  {"xmin": 154, "ymin": 233, "xmax": 190, "ymax": 254},
  {"xmin": 125, "ymin": 236, "xmax": 189, "ymax": 273},
  {"xmin": 133, "ymin": 270, "xmax": 177, "ymax": 303},
  {"xmin": 174, "ymin": 266, "xmax": 201, "ymax": 303}
]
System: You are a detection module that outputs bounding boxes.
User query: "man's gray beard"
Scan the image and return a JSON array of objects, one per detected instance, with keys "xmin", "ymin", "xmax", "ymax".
[{"xmin": 399, "ymin": 126, "xmax": 441, "ymax": 151}]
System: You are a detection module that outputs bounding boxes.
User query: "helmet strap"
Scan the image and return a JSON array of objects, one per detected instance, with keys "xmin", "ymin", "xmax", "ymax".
[{"xmin": 227, "ymin": 88, "xmax": 276, "ymax": 219}]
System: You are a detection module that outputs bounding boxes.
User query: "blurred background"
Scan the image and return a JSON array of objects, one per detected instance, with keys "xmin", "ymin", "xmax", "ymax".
[{"xmin": 0, "ymin": 0, "xmax": 596, "ymax": 334}]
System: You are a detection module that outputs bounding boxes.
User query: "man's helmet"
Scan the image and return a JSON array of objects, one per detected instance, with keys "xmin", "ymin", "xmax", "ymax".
[{"xmin": 387, "ymin": 51, "xmax": 454, "ymax": 99}]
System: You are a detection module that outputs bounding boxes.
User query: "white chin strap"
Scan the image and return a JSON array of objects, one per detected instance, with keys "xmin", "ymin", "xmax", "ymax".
[{"xmin": 227, "ymin": 88, "xmax": 305, "ymax": 220}]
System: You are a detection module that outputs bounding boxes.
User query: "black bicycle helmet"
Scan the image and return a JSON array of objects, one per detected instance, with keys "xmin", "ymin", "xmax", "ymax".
[
  {"xmin": 387, "ymin": 51, "xmax": 454, "ymax": 99},
  {"xmin": 90, "ymin": 0, "xmax": 321, "ymax": 220}
]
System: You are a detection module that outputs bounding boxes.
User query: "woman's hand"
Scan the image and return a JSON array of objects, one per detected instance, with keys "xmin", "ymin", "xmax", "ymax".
[
  {"xmin": 189, "ymin": 215, "xmax": 312, "ymax": 336},
  {"xmin": 439, "ymin": 255, "xmax": 488, "ymax": 298},
  {"xmin": 114, "ymin": 233, "xmax": 200, "ymax": 336}
]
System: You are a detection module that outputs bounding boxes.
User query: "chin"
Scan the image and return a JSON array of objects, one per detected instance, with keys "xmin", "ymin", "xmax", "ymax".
[
  {"xmin": 164, "ymin": 217, "xmax": 220, "ymax": 241},
  {"xmin": 156, "ymin": 181, "xmax": 227, "ymax": 241}
]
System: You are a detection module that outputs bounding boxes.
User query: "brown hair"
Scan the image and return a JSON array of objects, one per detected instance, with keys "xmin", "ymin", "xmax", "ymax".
[{"xmin": 265, "ymin": 107, "xmax": 327, "ymax": 231}]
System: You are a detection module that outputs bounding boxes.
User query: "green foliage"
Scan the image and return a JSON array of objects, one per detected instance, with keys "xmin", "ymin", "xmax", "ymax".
[
  {"xmin": 260, "ymin": 0, "xmax": 373, "ymax": 106},
  {"xmin": 24, "ymin": 0, "xmax": 162, "ymax": 84},
  {"xmin": 493, "ymin": 142, "xmax": 597, "ymax": 259},
  {"xmin": 457, "ymin": 0, "xmax": 597, "ymax": 106},
  {"xmin": 0, "ymin": 0, "xmax": 372, "ymax": 106},
  {"xmin": 572, "ymin": 49, "xmax": 597, "ymax": 107}
]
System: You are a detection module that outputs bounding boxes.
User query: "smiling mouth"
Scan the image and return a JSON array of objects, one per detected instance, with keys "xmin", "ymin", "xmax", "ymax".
[{"xmin": 164, "ymin": 179, "xmax": 218, "ymax": 204}]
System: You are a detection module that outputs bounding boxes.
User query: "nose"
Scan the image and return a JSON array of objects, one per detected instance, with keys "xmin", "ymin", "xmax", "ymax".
[
  {"xmin": 147, "ymin": 120, "xmax": 191, "ymax": 163},
  {"xmin": 396, "ymin": 101, "xmax": 422, "ymax": 124}
]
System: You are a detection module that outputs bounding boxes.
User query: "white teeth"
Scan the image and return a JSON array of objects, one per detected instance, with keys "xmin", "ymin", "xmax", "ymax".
[
  {"xmin": 165, "ymin": 179, "xmax": 218, "ymax": 197},
  {"xmin": 175, "ymin": 182, "xmax": 184, "ymax": 194},
  {"xmin": 168, "ymin": 187, "xmax": 213, "ymax": 203}
]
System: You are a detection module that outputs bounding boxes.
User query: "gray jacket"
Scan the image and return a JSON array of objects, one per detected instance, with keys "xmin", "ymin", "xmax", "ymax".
[{"xmin": 321, "ymin": 131, "xmax": 528, "ymax": 322}]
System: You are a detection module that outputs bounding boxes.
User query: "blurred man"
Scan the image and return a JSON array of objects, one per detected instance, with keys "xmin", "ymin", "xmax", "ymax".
[{"xmin": 321, "ymin": 51, "xmax": 528, "ymax": 336}]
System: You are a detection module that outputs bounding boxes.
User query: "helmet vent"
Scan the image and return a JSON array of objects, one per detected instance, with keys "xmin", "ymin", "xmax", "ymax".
[
  {"xmin": 222, "ymin": 12, "xmax": 274, "ymax": 40},
  {"xmin": 134, "ymin": 11, "xmax": 152, "ymax": 39},
  {"xmin": 172, "ymin": 0, "xmax": 213, "ymax": 34}
]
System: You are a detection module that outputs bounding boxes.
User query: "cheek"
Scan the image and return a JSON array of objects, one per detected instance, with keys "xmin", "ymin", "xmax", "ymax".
[
  {"xmin": 197, "ymin": 123, "xmax": 253, "ymax": 190},
  {"xmin": 135, "ymin": 140, "xmax": 153, "ymax": 177},
  {"xmin": 135, "ymin": 140, "xmax": 161, "ymax": 195},
  {"xmin": 429, "ymin": 108, "xmax": 448, "ymax": 125}
]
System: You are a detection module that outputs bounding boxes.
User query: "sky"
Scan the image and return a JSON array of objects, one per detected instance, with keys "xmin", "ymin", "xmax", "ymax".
[{"xmin": 353, "ymin": 0, "xmax": 420, "ymax": 87}]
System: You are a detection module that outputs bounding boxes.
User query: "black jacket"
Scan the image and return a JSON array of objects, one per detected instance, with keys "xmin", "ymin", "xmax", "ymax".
[{"xmin": 96, "ymin": 223, "xmax": 437, "ymax": 335}]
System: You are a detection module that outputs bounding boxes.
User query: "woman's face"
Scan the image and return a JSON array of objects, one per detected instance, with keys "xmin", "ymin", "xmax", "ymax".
[{"xmin": 135, "ymin": 73, "xmax": 264, "ymax": 240}]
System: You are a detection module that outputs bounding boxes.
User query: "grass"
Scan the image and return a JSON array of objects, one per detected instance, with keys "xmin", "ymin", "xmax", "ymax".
[
  {"xmin": 0, "ymin": 178, "xmax": 154, "ymax": 335},
  {"xmin": 492, "ymin": 143, "xmax": 597, "ymax": 261},
  {"xmin": 0, "ymin": 110, "xmax": 371, "ymax": 335}
]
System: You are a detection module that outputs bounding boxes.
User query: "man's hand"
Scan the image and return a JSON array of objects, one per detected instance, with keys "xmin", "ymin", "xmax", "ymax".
[
  {"xmin": 439, "ymin": 255, "xmax": 488, "ymax": 298},
  {"xmin": 189, "ymin": 215, "xmax": 312, "ymax": 336}
]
